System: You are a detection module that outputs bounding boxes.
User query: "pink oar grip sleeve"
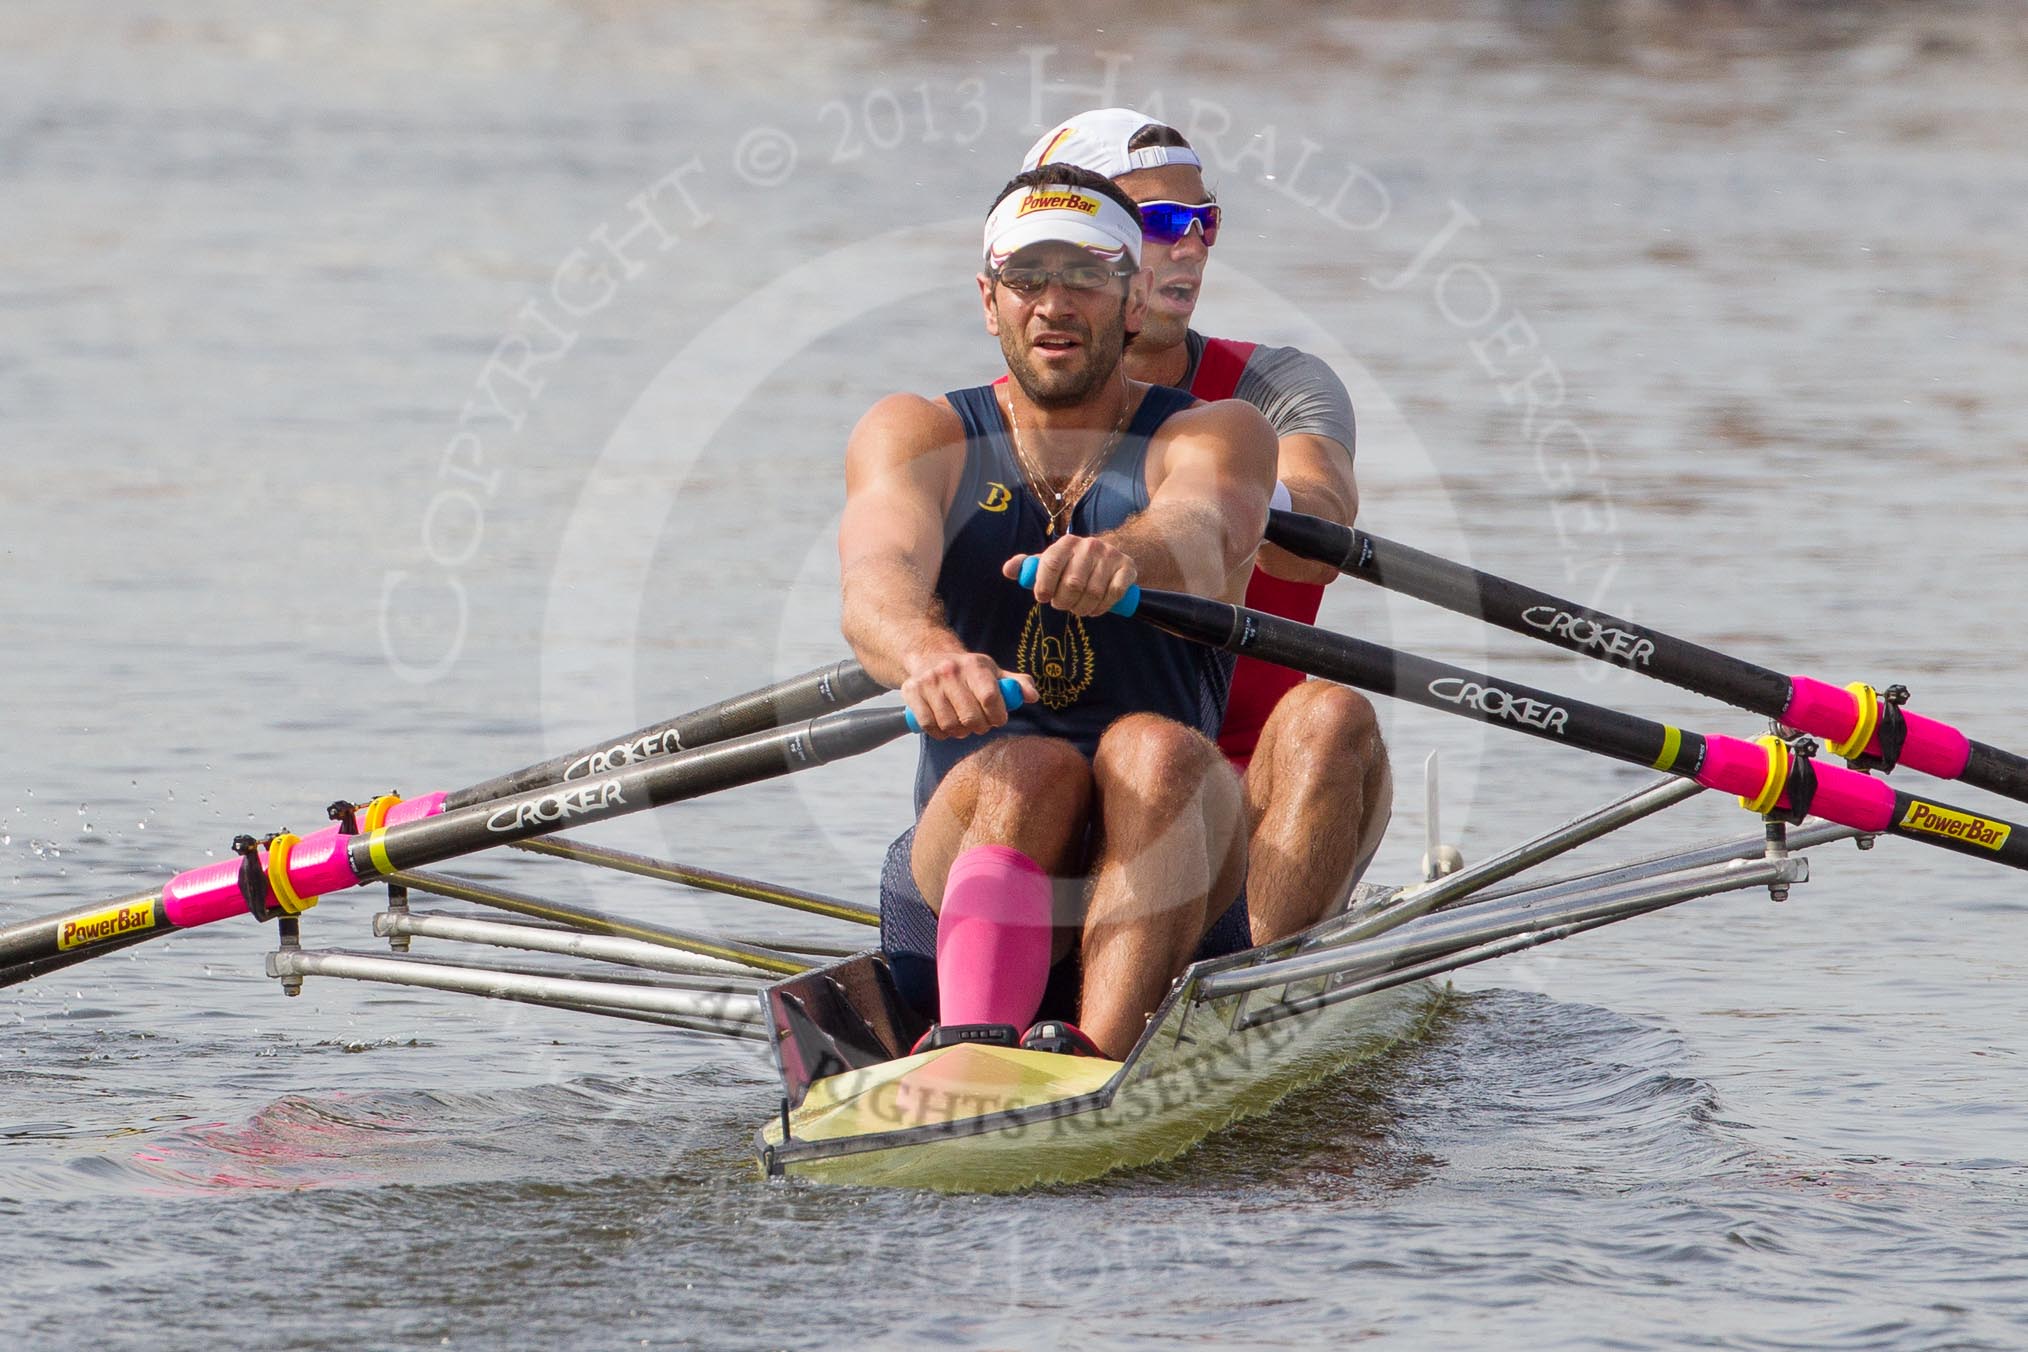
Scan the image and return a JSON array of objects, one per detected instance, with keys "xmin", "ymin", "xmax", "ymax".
[
  {"xmin": 160, "ymin": 825, "xmax": 364, "ymax": 928},
  {"xmin": 1693, "ymin": 735, "xmax": 1774, "ymax": 800},
  {"xmin": 935, "ymin": 845, "xmax": 1053, "ymax": 1030},
  {"xmin": 161, "ymin": 858, "xmax": 247, "ymax": 928},
  {"xmin": 284, "ymin": 827, "xmax": 359, "ymax": 896},
  {"xmin": 1795, "ymin": 762, "xmax": 1898, "ymax": 833},
  {"xmin": 1696, "ymin": 734, "xmax": 1897, "ymax": 832},
  {"xmin": 1891, "ymin": 710, "xmax": 1973, "ymax": 779},
  {"xmin": 1782, "ymin": 676, "xmax": 1863, "ymax": 746},
  {"xmin": 1784, "ymin": 676, "xmax": 1972, "ymax": 779},
  {"xmin": 382, "ymin": 792, "xmax": 448, "ymax": 827}
]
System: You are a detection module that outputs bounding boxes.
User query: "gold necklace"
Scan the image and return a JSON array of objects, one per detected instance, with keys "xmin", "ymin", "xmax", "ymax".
[{"xmin": 1004, "ymin": 367, "xmax": 1135, "ymax": 538}]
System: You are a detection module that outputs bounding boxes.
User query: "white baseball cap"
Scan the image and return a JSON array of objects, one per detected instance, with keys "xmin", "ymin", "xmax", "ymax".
[
  {"xmin": 1021, "ymin": 108, "xmax": 1203, "ymax": 180},
  {"xmin": 982, "ymin": 180, "xmax": 1142, "ymax": 270}
]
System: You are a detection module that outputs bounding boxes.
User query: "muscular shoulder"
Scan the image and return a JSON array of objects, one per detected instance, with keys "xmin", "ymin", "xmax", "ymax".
[
  {"xmin": 848, "ymin": 392, "xmax": 965, "ymax": 459},
  {"xmin": 1233, "ymin": 343, "xmax": 1355, "ymax": 454},
  {"xmin": 1163, "ymin": 393, "xmax": 1275, "ymax": 441},
  {"xmin": 845, "ymin": 392, "xmax": 968, "ymax": 482},
  {"xmin": 1238, "ymin": 344, "xmax": 1348, "ymax": 405},
  {"xmin": 1150, "ymin": 395, "xmax": 1278, "ymax": 476}
]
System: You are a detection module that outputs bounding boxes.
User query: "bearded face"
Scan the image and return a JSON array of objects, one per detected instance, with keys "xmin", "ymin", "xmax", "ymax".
[
  {"xmin": 998, "ymin": 288, "xmax": 1133, "ymax": 409},
  {"xmin": 981, "ymin": 242, "xmax": 1148, "ymax": 411}
]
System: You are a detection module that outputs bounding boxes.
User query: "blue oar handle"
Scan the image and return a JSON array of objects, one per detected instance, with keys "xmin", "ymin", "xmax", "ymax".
[
  {"xmin": 1016, "ymin": 556, "xmax": 1141, "ymax": 617},
  {"xmin": 903, "ymin": 677, "xmax": 1026, "ymax": 734}
]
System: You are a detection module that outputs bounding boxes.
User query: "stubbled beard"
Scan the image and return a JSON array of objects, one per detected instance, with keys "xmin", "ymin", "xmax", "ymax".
[
  {"xmin": 1135, "ymin": 301, "xmax": 1190, "ymax": 352},
  {"xmin": 1000, "ymin": 296, "xmax": 1129, "ymax": 411}
]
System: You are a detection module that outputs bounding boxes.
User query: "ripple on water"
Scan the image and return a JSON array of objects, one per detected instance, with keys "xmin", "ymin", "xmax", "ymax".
[
  {"xmin": 10, "ymin": 980, "xmax": 2028, "ymax": 1349},
  {"xmin": 65, "ymin": 1065, "xmax": 765, "ymax": 1196}
]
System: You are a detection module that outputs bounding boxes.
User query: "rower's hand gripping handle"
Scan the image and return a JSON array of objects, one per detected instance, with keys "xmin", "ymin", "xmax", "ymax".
[
  {"xmin": 902, "ymin": 678, "xmax": 1027, "ymax": 734},
  {"xmin": 1016, "ymin": 557, "xmax": 1141, "ymax": 617},
  {"xmin": 898, "ymin": 560, "xmax": 1138, "ymax": 734}
]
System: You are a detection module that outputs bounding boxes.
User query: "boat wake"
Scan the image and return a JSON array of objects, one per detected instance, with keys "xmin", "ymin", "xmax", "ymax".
[
  {"xmin": 1094, "ymin": 985, "xmax": 1729, "ymax": 1200},
  {"xmin": 6, "ymin": 1061, "xmax": 770, "ymax": 1199},
  {"xmin": 1403, "ymin": 987, "xmax": 1739, "ymax": 1183}
]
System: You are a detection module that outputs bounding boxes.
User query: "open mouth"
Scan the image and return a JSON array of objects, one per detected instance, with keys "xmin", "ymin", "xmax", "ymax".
[
  {"xmin": 1157, "ymin": 279, "xmax": 1199, "ymax": 306},
  {"xmin": 1032, "ymin": 334, "xmax": 1083, "ymax": 354}
]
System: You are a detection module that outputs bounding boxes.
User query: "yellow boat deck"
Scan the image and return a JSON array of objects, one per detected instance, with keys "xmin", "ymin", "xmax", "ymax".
[{"xmin": 758, "ymin": 972, "xmax": 1444, "ymax": 1192}]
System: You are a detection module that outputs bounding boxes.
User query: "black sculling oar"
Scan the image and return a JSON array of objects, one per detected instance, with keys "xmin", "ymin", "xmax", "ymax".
[
  {"xmin": 1263, "ymin": 507, "xmax": 2028, "ymax": 807},
  {"xmin": 0, "ymin": 667, "xmax": 1010, "ymax": 989},
  {"xmin": 1, "ymin": 660, "xmax": 865, "ymax": 984},
  {"xmin": 447, "ymin": 658, "xmax": 881, "ymax": 809},
  {"xmin": 1096, "ymin": 578, "xmax": 2028, "ymax": 875}
]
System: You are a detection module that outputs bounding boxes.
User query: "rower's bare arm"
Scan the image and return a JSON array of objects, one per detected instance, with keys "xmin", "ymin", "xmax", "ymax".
[
  {"xmin": 1262, "ymin": 432, "xmax": 1357, "ymax": 585},
  {"xmin": 1125, "ymin": 398, "xmax": 1278, "ymax": 599},
  {"xmin": 839, "ymin": 395, "xmax": 1034, "ymax": 733},
  {"xmin": 839, "ymin": 394, "xmax": 966, "ymax": 686}
]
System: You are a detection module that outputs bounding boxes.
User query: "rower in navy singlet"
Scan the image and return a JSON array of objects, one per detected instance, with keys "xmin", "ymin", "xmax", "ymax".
[
  {"xmin": 837, "ymin": 163, "xmax": 1278, "ymax": 1059},
  {"xmin": 1023, "ymin": 108, "xmax": 1394, "ymax": 949},
  {"xmin": 912, "ymin": 380, "xmax": 1231, "ymax": 811}
]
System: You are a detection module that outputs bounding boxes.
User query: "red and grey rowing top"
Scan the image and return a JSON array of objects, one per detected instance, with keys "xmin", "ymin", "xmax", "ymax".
[{"xmin": 1181, "ymin": 332, "xmax": 1355, "ymax": 768}]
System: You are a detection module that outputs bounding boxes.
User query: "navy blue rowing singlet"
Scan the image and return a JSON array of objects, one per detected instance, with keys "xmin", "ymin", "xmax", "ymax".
[{"xmin": 912, "ymin": 381, "xmax": 1235, "ymax": 812}]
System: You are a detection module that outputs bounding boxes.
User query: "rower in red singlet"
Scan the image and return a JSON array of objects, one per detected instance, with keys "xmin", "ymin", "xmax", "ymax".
[{"xmin": 1023, "ymin": 109, "xmax": 1391, "ymax": 945}]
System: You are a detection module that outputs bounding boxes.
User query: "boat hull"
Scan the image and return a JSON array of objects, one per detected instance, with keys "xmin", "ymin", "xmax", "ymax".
[{"xmin": 758, "ymin": 962, "xmax": 1443, "ymax": 1192}]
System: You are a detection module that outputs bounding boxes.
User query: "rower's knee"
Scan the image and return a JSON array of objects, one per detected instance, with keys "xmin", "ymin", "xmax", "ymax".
[
  {"xmin": 1273, "ymin": 681, "xmax": 1383, "ymax": 758},
  {"xmin": 1095, "ymin": 714, "xmax": 1216, "ymax": 789},
  {"xmin": 972, "ymin": 732, "xmax": 1092, "ymax": 784},
  {"xmin": 967, "ymin": 734, "xmax": 1092, "ymax": 819},
  {"xmin": 921, "ymin": 735, "xmax": 1092, "ymax": 872},
  {"xmin": 1249, "ymin": 684, "xmax": 1388, "ymax": 822},
  {"xmin": 1092, "ymin": 714, "xmax": 1238, "ymax": 819}
]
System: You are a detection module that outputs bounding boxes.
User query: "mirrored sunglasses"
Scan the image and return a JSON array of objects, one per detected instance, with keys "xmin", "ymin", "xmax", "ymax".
[{"xmin": 1136, "ymin": 200, "xmax": 1221, "ymax": 246}]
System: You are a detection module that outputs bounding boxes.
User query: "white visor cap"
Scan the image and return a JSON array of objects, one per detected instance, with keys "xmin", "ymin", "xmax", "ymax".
[
  {"xmin": 1021, "ymin": 108, "xmax": 1203, "ymax": 180},
  {"xmin": 983, "ymin": 182, "xmax": 1142, "ymax": 271}
]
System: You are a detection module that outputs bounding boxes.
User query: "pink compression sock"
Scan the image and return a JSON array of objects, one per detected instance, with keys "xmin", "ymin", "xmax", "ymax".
[{"xmin": 935, "ymin": 845, "xmax": 1053, "ymax": 1029}]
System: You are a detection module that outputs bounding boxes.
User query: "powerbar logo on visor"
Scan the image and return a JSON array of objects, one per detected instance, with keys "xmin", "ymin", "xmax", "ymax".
[
  {"xmin": 1018, "ymin": 191, "xmax": 1101, "ymax": 218},
  {"xmin": 1899, "ymin": 801, "xmax": 2011, "ymax": 851},
  {"xmin": 58, "ymin": 900, "xmax": 157, "ymax": 951}
]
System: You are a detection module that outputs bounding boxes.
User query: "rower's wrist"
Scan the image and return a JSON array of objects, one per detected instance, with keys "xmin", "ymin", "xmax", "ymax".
[{"xmin": 901, "ymin": 638, "xmax": 971, "ymax": 682}]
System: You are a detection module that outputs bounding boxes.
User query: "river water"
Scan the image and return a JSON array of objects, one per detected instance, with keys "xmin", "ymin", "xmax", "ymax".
[{"xmin": 5, "ymin": 3, "xmax": 2028, "ymax": 1348}]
